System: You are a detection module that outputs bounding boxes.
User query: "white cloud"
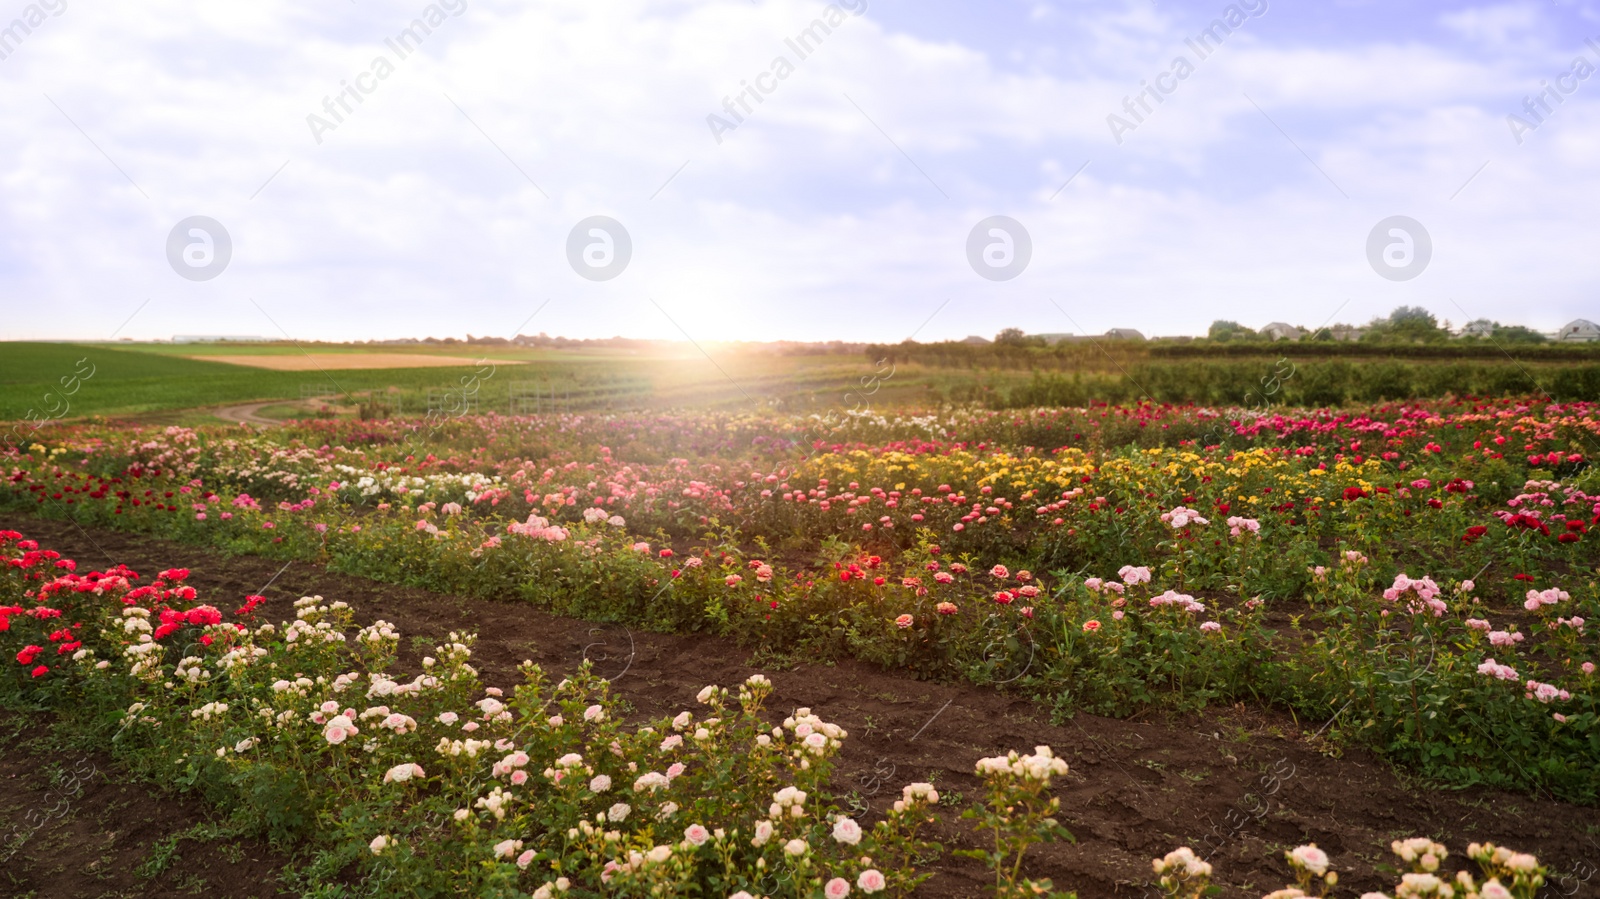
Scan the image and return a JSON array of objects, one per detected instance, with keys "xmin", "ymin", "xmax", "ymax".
[
  {"xmin": 1439, "ymin": 3, "xmax": 1545, "ymax": 48},
  {"xmin": 0, "ymin": 0, "xmax": 1595, "ymax": 343}
]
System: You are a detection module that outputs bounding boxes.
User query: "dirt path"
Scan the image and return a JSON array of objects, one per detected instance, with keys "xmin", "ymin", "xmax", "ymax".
[
  {"xmin": 211, "ymin": 402, "xmax": 284, "ymax": 427},
  {"xmin": 0, "ymin": 715, "xmax": 291, "ymax": 898},
  {"xmin": 5, "ymin": 514, "xmax": 1599, "ymax": 899}
]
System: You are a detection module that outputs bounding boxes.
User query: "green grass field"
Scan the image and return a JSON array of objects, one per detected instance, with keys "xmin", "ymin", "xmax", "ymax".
[
  {"xmin": 0, "ymin": 342, "xmax": 943, "ymax": 422},
  {"xmin": 10, "ymin": 338, "xmax": 1592, "ymax": 426},
  {"xmin": 1, "ymin": 342, "xmax": 576, "ymax": 421}
]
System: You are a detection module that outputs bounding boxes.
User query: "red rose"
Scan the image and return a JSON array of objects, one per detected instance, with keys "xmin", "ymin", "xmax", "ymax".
[{"xmin": 185, "ymin": 605, "xmax": 222, "ymax": 626}]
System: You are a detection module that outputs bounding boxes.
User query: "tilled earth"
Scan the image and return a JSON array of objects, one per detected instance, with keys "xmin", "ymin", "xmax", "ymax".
[{"xmin": 3, "ymin": 514, "xmax": 1599, "ymax": 899}]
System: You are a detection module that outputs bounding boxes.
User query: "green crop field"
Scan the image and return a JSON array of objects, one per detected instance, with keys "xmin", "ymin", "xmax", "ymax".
[
  {"xmin": 1, "ymin": 343, "xmax": 267, "ymax": 420},
  {"xmin": 0, "ymin": 342, "xmax": 941, "ymax": 422},
  {"xmin": 0, "ymin": 342, "xmax": 547, "ymax": 421},
  {"xmin": 7, "ymin": 338, "xmax": 1599, "ymax": 426}
]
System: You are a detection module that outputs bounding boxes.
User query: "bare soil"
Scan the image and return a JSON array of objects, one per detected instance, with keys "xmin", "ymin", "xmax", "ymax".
[
  {"xmin": 4, "ymin": 514, "xmax": 1598, "ymax": 899},
  {"xmin": 0, "ymin": 717, "xmax": 290, "ymax": 898}
]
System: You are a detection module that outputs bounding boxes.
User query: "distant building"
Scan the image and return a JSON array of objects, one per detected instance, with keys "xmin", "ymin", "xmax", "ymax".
[
  {"xmin": 961, "ymin": 335, "xmax": 993, "ymax": 345},
  {"xmin": 1556, "ymin": 319, "xmax": 1600, "ymax": 342},
  {"xmin": 1458, "ymin": 320, "xmax": 1495, "ymax": 338},
  {"xmin": 1261, "ymin": 322, "xmax": 1303, "ymax": 341},
  {"xmin": 172, "ymin": 335, "xmax": 269, "ymax": 343},
  {"xmin": 1325, "ymin": 326, "xmax": 1365, "ymax": 342},
  {"xmin": 1105, "ymin": 328, "xmax": 1145, "ymax": 340}
]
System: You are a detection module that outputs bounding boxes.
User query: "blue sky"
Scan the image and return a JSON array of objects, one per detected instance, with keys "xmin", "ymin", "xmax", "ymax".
[{"xmin": 1, "ymin": 0, "xmax": 1596, "ymax": 343}]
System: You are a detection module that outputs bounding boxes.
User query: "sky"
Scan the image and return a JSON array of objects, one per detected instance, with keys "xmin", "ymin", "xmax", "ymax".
[{"xmin": 1, "ymin": 0, "xmax": 1597, "ymax": 344}]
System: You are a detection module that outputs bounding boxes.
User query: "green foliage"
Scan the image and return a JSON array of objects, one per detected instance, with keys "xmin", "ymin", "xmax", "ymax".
[
  {"xmin": 5, "ymin": 400, "xmax": 1599, "ymax": 805},
  {"xmin": 958, "ymin": 748, "xmax": 1076, "ymax": 898},
  {"xmin": 1207, "ymin": 321, "xmax": 1258, "ymax": 342},
  {"xmin": 1, "ymin": 555, "xmax": 975, "ymax": 897},
  {"xmin": 995, "ymin": 358, "xmax": 1600, "ymax": 406},
  {"xmin": 1354, "ymin": 306, "xmax": 1450, "ymax": 345}
]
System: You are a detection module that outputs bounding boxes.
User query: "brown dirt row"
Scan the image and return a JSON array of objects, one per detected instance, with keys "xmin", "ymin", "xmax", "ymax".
[
  {"xmin": 0, "ymin": 717, "xmax": 290, "ymax": 898},
  {"xmin": 3, "ymin": 514, "xmax": 1598, "ymax": 899}
]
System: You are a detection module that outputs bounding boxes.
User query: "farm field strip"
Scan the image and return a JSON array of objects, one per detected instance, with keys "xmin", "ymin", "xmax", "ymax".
[
  {"xmin": 194, "ymin": 353, "xmax": 532, "ymax": 371},
  {"xmin": 9, "ymin": 339, "xmax": 1600, "ymax": 425},
  {"xmin": 0, "ymin": 341, "xmax": 917, "ymax": 421}
]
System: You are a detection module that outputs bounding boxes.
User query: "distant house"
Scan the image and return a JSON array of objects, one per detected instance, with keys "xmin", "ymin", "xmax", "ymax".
[
  {"xmin": 1458, "ymin": 320, "xmax": 1495, "ymax": 338},
  {"xmin": 1325, "ymin": 326, "xmax": 1364, "ymax": 342},
  {"xmin": 1557, "ymin": 319, "xmax": 1600, "ymax": 342},
  {"xmin": 1261, "ymin": 322, "xmax": 1303, "ymax": 341},
  {"xmin": 1105, "ymin": 328, "xmax": 1145, "ymax": 340},
  {"xmin": 961, "ymin": 335, "xmax": 993, "ymax": 345}
]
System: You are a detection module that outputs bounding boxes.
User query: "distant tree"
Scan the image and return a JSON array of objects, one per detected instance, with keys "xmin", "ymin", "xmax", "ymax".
[
  {"xmin": 994, "ymin": 328, "xmax": 1046, "ymax": 348},
  {"xmin": 1494, "ymin": 324, "xmax": 1547, "ymax": 344},
  {"xmin": 1365, "ymin": 306, "xmax": 1446, "ymax": 343},
  {"xmin": 1207, "ymin": 320, "xmax": 1257, "ymax": 342},
  {"xmin": 1389, "ymin": 305, "xmax": 1435, "ymax": 324},
  {"xmin": 1391, "ymin": 306, "xmax": 1446, "ymax": 341},
  {"xmin": 1453, "ymin": 319, "xmax": 1546, "ymax": 344}
]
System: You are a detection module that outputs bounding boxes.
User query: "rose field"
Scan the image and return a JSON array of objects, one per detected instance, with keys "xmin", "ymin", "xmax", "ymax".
[{"xmin": 2, "ymin": 399, "xmax": 1598, "ymax": 898}]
